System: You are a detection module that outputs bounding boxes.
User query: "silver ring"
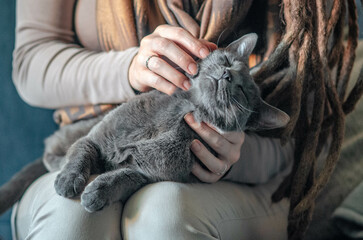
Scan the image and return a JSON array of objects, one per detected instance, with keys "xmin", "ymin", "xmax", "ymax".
[
  {"xmin": 216, "ymin": 164, "xmax": 228, "ymax": 176},
  {"xmin": 146, "ymin": 55, "xmax": 158, "ymax": 70}
]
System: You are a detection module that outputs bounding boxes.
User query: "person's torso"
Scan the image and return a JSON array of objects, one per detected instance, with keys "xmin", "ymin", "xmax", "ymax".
[{"xmin": 74, "ymin": 0, "xmax": 101, "ymax": 51}]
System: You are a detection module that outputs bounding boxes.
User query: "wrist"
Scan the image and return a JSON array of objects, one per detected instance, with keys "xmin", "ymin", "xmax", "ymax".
[{"xmin": 128, "ymin": 54, "xmax": 139, "ymax": 94}]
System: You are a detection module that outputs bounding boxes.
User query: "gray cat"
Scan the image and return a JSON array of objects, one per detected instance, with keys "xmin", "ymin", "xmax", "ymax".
[{"xmin": 53, "ymin": 33, "xmax": 290, "ymax": 212}]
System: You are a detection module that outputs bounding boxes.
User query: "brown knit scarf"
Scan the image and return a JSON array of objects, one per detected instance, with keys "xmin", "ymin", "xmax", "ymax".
[{"xmin": 53, "ymin": 0, "xmax": 261, "ymax": 126}]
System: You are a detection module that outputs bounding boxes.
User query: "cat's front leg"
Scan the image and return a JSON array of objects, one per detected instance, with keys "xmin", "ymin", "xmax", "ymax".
[
  {"xmin": 55, "ymin": 137, "xmax": 101, "ymax": 198},
  {"xmin": 80, "ymin": 168, "xmax": 149, "ymax": 212}
]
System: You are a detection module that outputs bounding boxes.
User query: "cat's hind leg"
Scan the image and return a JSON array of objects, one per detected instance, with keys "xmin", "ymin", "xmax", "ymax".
[
  {"xmin": 54, "ymin": 137, "xmax": 102, "ymax": 198},
  {"xmin": 81, "ymin": 168, "xmax": 149, "ymax": 212}
]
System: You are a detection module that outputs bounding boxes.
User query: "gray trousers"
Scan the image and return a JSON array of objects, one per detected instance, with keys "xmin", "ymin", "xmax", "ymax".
[{"xmin": 12, "ymin": 170, "xmax": 289, "ymax": 240}]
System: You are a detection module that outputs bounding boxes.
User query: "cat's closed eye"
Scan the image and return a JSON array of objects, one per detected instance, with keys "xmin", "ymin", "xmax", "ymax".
[{"xmin": 224, "ymin": 55, "xmax": 231, "ymax": 67}]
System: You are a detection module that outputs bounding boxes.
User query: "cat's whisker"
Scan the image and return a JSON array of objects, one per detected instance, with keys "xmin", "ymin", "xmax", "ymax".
[
  {"xmin": 216, "ymin": 29, "xmax": 228, "ymax": 47},
  {"xmin": 230, "ymin": 100, "xmax": 243, "ymax": 132},
  {"xmin": 231, "ymin": 97, "xmax": 255, "ymax": 113}
]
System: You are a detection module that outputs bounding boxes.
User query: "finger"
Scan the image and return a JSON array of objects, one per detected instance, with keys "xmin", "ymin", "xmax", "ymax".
[
  {"xmin": 128, "ymin": 59, "xmax": 152, "ymax": 93},
  {"xmin": 145, "ymin": 55, "xmax": 191, "ymax": 91},
  {"xmin": 204, "ymin": 122, "xmax": 245, "ymax": 146},
  {"xmin": 155, "ymin": 25, "xmax": 211, "ymax": 59},
  {"xmin": 195, "ymin": 124, "xmax": 242, "ymax": 164},
  {"xmin": 141, "ymin": 69, "xmax": 177, "ymax": 95},
  {"xmin": 199, "ymin": 39, "xmax": 218, "ymax": 52},
  {"xmin": 190, "ymin": 139, "xmax": 228, "ymax": 175},
  {"xmin": 191, "ymin": 162, "xmax": 221, "ymax": 183},
  {"xmin": 222, "ymin": 131, "xmax": 245, "ymax": 145},
  {"xmin": 151, "ymin": 37, "xmax": 198, "ymax": 75},
  {"xmin": 184, "ymin": 113, "xmax": 231, "ymax": 156}
]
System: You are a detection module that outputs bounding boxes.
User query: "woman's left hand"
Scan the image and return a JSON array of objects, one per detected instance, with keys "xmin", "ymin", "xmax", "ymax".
[{"xmin": 184, "ymin": 113, "xmax": 245, "ymax": 183}]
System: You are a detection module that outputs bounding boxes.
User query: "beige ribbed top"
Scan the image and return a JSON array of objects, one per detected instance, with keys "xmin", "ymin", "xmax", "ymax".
[{"xmin": 13, "ymin": 0, "xmax": 138, "ymax": 109}]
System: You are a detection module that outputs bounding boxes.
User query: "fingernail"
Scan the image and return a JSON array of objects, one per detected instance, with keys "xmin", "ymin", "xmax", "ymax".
[
  {"xmin": 188, "ymin": 63, "xmax": 198, "ymax": 75},
  {"xmin": 191, "ymin": 140, "xmax": 201, "ymax": 152},
  {"xmin": 183, "ymin": 80, "xmax": 191, "ymax": 90},
  {"xmin": 200, "ymin": 48, "xmax": 210, "ymax": 58},
  {"xmin": 184, "ymin": 113, "xmax": 195, "ymax": 123}
]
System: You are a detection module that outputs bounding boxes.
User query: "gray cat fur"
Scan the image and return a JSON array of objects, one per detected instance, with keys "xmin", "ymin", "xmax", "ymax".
[
  {"xmin": 43, "ymin": 114, "xmax": 105, "ymax": 172},
  {"xmin": 52, "ymin": 33, "xmax": 290, "ymax": 212}
]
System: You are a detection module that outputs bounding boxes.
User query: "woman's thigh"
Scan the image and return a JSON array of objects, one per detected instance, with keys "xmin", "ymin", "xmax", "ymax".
[
  {"xmin": 12, "ymin": 171, "xmax": 122, "ymax": 240},
  {"xmin": 13, "ymin": 171, "xmax": 289, "ymax": 240},
  {"xmin": 122, "ymin": 175, "xmax": 289, "ymax": 240}
]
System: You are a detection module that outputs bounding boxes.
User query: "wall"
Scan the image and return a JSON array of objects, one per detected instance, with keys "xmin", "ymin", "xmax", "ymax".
[{"xmin": 0, "ymin": 1, "xmax": 57, "ymax": 239}]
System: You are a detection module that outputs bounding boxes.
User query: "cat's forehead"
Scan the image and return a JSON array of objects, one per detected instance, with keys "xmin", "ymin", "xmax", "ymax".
[
  {"xmin": 200, "ymin": 49, "xmax": 244, "ymax": 67},
  {"xmin": 203, "ymin": 49, "xmax": 228, "ymax": 63},
  {"xmin": 197, "ymin": 50, "xmax": 246, "ymax": 74}
]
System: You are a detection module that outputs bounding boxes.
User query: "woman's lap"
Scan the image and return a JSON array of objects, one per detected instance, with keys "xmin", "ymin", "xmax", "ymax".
[
  {"xmin": 123, "ymin": 179, "xmax": 289, "ymax": 240},
  {"xmin": 12, "ymin": 171, "xmax": 122, "ymax": 240},
  {"xmin": 12, "ymin": 171, "xmax": 289, "ymax": 240}
]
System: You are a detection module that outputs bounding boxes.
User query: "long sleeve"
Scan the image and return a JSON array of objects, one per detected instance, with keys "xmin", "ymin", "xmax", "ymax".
[
  {"xmin": 12, "ymin": 0, "xmax": 138, "ymax": 109},
  {"xmin": 223, "ymin": 133, "xmax": 295, "ymax": 184}
]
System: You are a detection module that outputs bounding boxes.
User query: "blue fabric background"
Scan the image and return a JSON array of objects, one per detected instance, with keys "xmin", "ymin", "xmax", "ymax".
[
  {"xmin": 0, "ymin": 1, "xmax": 362, "ymax": 240},
  {"xmin": 0, "ymin": 1, "xmax": 57, "ymax": 239}
]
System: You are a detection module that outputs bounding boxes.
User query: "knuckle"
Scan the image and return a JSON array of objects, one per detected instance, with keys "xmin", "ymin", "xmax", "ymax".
[
  {"xmin": 212, "ymin": 137, "xmax": 224, "ymax": 150},
  {"xmin": 190, "ymin": 41, "xmax": 202, "ymax": 52},
  {"xmin": 230, "ymin": 151, "xmax": 240, "ymax": 163},
  {"xmin": 140, "ymin": 35, "xmax": 152, "ymax": 47},
  {"xmin": 197, "ymin": 122, "xmax": 207, "ymax": 132},
  {"xmin": 166, "ymin": 85, "xmax": 177, "ymax": 95},
  {"xmin": 155, "ymin": 24, "xmax": 167, "ymax": 33},
  {"xmin": 148, "ymin": 57, "xmax": 162, "ymax": 70},
  {"xmin": 151, "ymin": 75, "xmax": 163, "ymax": 88},
  {"xmin": 229, "ymin": 132, "xmax": 245, "ymax": 146},
  {"xmin": 154, "ymin": 38, "xmax": 170, "ymax": 51},
  {"xmin": 174, "ymin": 27, "xmax": 185, "ymax": 37},
  {"xmin": 136, "ymin": 54, "xmax": 145, "ymax": 66},
  {"xmin": 178, "ymin": 55, "xmax": 191, "ymax": 68}
]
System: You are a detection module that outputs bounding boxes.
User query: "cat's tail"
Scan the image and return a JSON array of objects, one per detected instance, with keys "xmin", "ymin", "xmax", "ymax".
[{"xmin": 0, "ymin": 158, "xmax": 47, "ymax": 216}]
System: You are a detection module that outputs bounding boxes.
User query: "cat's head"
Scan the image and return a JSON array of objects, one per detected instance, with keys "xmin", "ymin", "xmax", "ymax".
[{"xmin": 188, "ymin": 33, "xmax": 290, "ymax": 132}]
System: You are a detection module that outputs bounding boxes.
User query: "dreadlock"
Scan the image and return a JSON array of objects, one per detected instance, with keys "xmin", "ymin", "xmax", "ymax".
[{"xmin": 253, "ymin": 0, "xmax": 363, "ymax": 239}]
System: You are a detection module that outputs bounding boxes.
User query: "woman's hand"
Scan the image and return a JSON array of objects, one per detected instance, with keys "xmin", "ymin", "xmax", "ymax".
[
  {"xmin": 184, "ymin": 113, "xmax": 245, "ymax": 183},
  {"xmin": 129, "ymin": 25, "xmax": 217, "ymax": 95}
]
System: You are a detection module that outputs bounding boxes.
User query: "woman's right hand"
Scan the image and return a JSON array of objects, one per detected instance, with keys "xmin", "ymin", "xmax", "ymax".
[{"xmin": 128, "ymin": 25, "xmax": 217, "ymax": 95}]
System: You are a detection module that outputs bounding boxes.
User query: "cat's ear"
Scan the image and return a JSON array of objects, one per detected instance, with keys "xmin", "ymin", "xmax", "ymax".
[
  {"xmin": 226, "ymin": 33, "xmax": 258, "ymax": 62},
  {"xmin": 246, "ymin": 99, "xmax": 290, "ymax": 130}
]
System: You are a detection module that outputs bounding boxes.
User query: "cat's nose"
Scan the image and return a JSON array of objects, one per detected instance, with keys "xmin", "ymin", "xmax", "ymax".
[{"xmin": 222, "ymin": 70, "xmax": 231, "ymax": 82}]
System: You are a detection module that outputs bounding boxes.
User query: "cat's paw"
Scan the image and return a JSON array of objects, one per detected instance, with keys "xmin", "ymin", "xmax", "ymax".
[
  {"xmin": 80, "ymin": 178, "xmax": 112, "ymax": 212},
  {"xmin": 54, "ymin": 171, "xmax": 87, "ymax": 198}
]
